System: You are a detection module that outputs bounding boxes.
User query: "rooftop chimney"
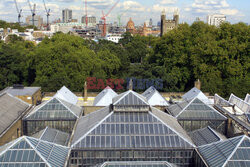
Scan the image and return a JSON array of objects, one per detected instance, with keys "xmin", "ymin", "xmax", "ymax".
[
  {"xmin": 195, "ymin": 79, "xmax": 201, "ymax": 90},
  {"xmin": 84, "ymin": 81, "xmax": 87, "ymax": 101},
  {"xmin": 129, "ymin": 79, "xmax": 133, "ymax": 90}
]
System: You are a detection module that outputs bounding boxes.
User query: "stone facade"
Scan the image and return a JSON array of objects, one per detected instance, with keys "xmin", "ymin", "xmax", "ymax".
[{"xmin": 160, "ymin": 9, "xmax": 179, "ymax": 36}]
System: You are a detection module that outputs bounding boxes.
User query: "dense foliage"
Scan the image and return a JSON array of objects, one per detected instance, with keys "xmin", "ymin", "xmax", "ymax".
[
  {"xmin": 0, "ymin": 20, "xmax": 37, "ymax": 32},
  {"xmin": 0, "ymin": 21, "xmax": 249, "ymax": 97}
]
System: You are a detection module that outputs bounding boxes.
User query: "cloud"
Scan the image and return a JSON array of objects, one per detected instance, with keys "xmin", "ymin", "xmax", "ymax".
[
  {"xmin": 159, "ymin": 0, "xmax": 177, "ymax": 5},
  {"xmin": 189, "ymin": 0, "xmax": 243, "ymax": 17}
]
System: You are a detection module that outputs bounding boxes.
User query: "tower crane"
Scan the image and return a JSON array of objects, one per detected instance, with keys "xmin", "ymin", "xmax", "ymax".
[
  {"xmin": 43, "ymin": 0, "xmax": 50, "ymax": 31},
  {"xmin": 117, "ymin": 7, "xmax": 130, "ymax": 27},
  {"xmin": 85, "ymin": 0, "xmax": 88, "ymax": 27},
  {"xmin": 14, "ymin": 0, "xmax": 22, "ymax": 24},
  {"xmin": 101, "ymin": 0, "xmax": 120, "ymax": 37},
  {"xmin": 27, "ymin": 0, "xmax": 36, "ymax": 27}
]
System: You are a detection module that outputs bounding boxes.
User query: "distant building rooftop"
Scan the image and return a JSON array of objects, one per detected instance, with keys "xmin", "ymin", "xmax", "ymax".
[
  {"xmin": 0, "ymin": 93, "xmax": 30, "ymax": 137},
  {"xmin": 0, "ymin": 86, "xmax": 40, "ymax": 96}
]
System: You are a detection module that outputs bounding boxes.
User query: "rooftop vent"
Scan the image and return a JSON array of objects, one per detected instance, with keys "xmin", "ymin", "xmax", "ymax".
[{"xmin": 13, "ymin": 84, "xmax": 24, "ymax": 89}]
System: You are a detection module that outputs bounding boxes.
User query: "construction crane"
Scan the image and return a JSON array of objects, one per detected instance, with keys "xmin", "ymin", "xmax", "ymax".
[
  {"xmin": 27, "ymin": 0, "xmax": 36, "ymax": 27},
  {"xmin": 85, "ymin": 0, "xmax": 88, "ymax": 27},
  {"xmin": 101, "ymin": 0, "xmax": 120, "ymax": 37},
  {"xmin": 14, "ymin": 0, "xmax": 22, "ymax": 23},
  {"xmin": 117, "ymin": 7, "xmax": 130, "ymax": 27},
  {"xmin": 43, "ymin": 0, "xmax": 50, "ymax": 31}
]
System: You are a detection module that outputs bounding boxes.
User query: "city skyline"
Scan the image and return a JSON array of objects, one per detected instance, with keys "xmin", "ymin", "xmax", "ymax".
[{"xmin": 0, "ymin": 0, "xmax": 249, "ymax": 25}]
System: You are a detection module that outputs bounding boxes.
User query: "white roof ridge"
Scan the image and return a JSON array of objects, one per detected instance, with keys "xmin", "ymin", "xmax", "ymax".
[
  {"xmin": 221, "ymin": 135, "xmax": 246, "ymax": 167},
  {"xmin": 39, "ymin": 126, "xmax": 49, "ymax": 140},
  {"xmin": 71, "ymin": 111, "xmax": 113, "ymax": 147},
  {"xmin": 198, "ymin": 135, "xmax": 244, "ymax": 148},
  {"xmin": 25, "ymin": 96, "xmax": 55, "ymax": 119},
  {"xmin": 25, "ymin": 136, "xmax": 52, "ymax": 167},
  {"xmin": 56, "ymin": 97, "xmax": 79, "ymax": 118},
  {"xmin": 0, "ymin": 137, "xmax": 23, "ymax": 157},
  {"xmin": 150, "ymin": 109, "xmax": 195, "ymax": 147},
  {"xmin": 175, "ymin": 98, "xmax": 196, "ymax": 117}
]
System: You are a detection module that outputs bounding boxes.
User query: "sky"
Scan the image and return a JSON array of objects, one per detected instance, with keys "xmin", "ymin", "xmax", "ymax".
[{"xmin": 0, "ymin": 0, "xmax": 249, "ymax": 26}]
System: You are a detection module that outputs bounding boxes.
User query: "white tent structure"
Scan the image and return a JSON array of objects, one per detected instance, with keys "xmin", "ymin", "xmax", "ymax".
[
  {"xmin": 93, "ymin": 86, "xmax": 118, "ymax": 106},
  {"xmin": 142, "ymin": 86, "xmax": 169, "ymax": 106},
  {"xmin": 54, "ymin": 86, "xmax": 78, "ymax": 105}
]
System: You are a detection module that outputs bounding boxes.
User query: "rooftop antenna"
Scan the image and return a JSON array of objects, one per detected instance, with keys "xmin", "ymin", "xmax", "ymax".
[
  {"xmin": 43, "ymin": 0, "xmax": 50, "ymax": 31},
  {"xmin": 27, "ymin": 0, "xmax": 36, "ymax": 27},
  {"xmin": 14, "ymin": 0, "xmax": 22, "ymax": 24}
]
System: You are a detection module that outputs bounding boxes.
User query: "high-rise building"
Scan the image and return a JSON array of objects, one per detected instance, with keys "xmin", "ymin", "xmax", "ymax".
[
  {"xmin": 207, "ymin": 14, "xmax": 226, "ymax": 27},
  {"xmin": 25, "ymin": 15, "xmax": 43, "ymax": 28},
  {"xmin": 62, "ymin": 9, "xmax": 72, "ymax": 23},
  {"xmin": 149, "ymin": 18, "xmax": 153, "ymax": 27},
  {"xmin": 81, "ymin": 15, "xmax": 97, "ymax": 27},
  {"xmin": 160, "ymin": 9, "xmax": 179, "ymax": 37}
]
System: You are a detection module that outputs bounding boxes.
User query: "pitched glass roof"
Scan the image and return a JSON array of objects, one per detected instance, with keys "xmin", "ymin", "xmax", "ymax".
[
  {"xmin": 72, "ymin": 108, "xmax": 194, "ymax": 149},
  {"xmin": 32, "ymin": 127, "xmax": 70, "ymax": 146},
  {"xmin": 167, "ymin": 98, "xmax": 227, "ymax": 120},
  {"xmin": 112, "ymin": 90, "xmax": 149, "ymax": 106},
  {"xmin": 198, "ymin": 135, "xmax": 250, "ymax": 167},
  {"xmin": 188, "ymin": 126, "xmax": 223, "ymax": 146},
  {"xmin": 94, "ymin": 86, "xmax": 118, "ymax": 106},
  {"xmin": 98, "ymin": 161, "xmax": 177, "ymax": 167},
  {"xmin": 182, "ymin": 87, "xmax": 210, "ymax": 104},
  {"xmin": 229, "ymin": 94, "xmax": 250, "ymax": 113},
  {"xmin": 24, "ymin": 97, "xmax": 82, "ymax": 121},
  {"xmin": 54, "ymin": 86, "xmax": 78, "ymax": 105},
  {"xmin": 0, "ymin": 136, "xmax": 70, "ymax": 167},
  {"xmin": 142, "ymin": 86, "xmax": 169, "ymax": 106}
]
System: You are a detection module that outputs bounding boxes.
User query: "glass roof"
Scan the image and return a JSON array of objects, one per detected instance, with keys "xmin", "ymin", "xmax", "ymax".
[
  {"xmin": 168, "ymin": 98, "xmax": 227, "ymax": 120},
  {"xmin": 54, "ymin": 86, "xmax": 78, "ymax": 105},
  {"xmin": 142, "ymin": 86, "xmax": 169, "ymax": 106},
  {"xmin": 182, "ymin": 87, "xmax": 210, "ymax": 104},
  {"xmin": 0, "ymin": 136, "xmax": 70, "ymax": 167},
  {"xmin": 32, "ymin": 127, "xmax": 70, "ymax": 146},
  {"xmin": 229, "ymin": 94, "xmax": 250, "ymax": 113},
  {"xmin": 72, "ymin": 111, "xmax": 194, "ymax": 149},
  {"xmin": 113, "ymin": 90, "xmax": 149, "ymax": 106},
  {"xmin": 188, "ymin": 126, "xmax": 221, "ymax": 146},
  {"xmin": 198, "ymin": 135, "xmax": 250, "ymax": 167},
  {"xmin": 98, "ymin": 161, "xmax": 177, "ymax": 167},
  {"xmin": 24, "ymin": 97, "xmax": 81, "ymax": 121},
  {"xmin": 214, "ymin": 94, "xmax": 231, "ymax": 107},
  {"xmin": 94, "ymin": 86, "xmax": 118, "ymax": 106}
]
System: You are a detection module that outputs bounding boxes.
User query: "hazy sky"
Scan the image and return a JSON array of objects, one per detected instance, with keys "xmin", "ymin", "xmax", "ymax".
[{"xmin": 0, "ymin": 0, "xmax": 249, "ymax": 25}]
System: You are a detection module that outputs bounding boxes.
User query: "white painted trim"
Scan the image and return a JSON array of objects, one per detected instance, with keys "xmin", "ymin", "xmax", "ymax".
[
  {"xmin": 149, "ymin": 110, "xmax": 195, "ymax": 147},
  {"xmin": 175, "ymin": 98, "xmax": 196, "ymax": 118},
  {"xmin": 25, "ymin": 96, "xmax": 55, "ymax": 119},
  {"xmin": 113, "ymin": 91, "xmax": 130, "ymax": 105},
  {"xmin": 198, "ymin": 135, "xmax": 243, "ymax": 148},
  {"xmin": 207, "ymin": 126, "xmax": 223, "ymax": 141},
  {"xmin": 39, "ymin": 127, "xmax": 49, "ymax": 140},
  {"xmin": 222, "ymin": 135, "xmax": 246, "ymax": 167},
  {"xmin": 71, "ymin": 111, "xmax": 114, "ymax": 147},
  {"xmin": 113, "ymin": 90, "xmax": 149, "ymax": 105},
  {"xmin": 0, "ymin": 137, "xmax": 23, "ymax": 157},
  {"xmin": 56, "ymin": 97, "xmax": 79, "ymax": 118},
  {"xmin": 25, "ymin": 136, "xmax": 52, "ymax": 167}
]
